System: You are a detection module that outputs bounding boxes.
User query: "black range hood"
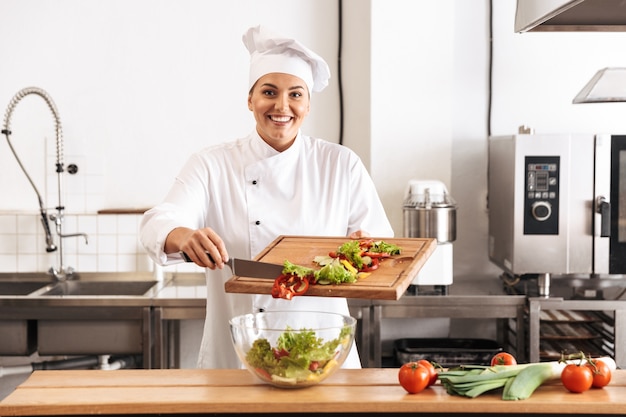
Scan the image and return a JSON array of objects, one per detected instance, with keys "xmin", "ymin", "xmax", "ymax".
[{"xmin": 515, "ymin": 0, "xmax": 626, "ymax": 32}]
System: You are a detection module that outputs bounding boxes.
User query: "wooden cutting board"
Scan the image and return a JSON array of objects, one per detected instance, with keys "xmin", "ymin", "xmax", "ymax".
[{"xmin": 224, "ymin": 236, "xmax": 436, "ymax": 300}]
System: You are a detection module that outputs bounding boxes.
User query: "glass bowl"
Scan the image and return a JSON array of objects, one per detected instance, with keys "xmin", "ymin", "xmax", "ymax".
[{"xmin": 229, "ymin": 311, "xmax": 356, "ymax": 388}]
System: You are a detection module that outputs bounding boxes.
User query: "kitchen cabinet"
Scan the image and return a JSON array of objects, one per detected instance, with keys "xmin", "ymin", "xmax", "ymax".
[{"xmin": 2, "ymin": 368, "xmax": 626, "ymax": 416}]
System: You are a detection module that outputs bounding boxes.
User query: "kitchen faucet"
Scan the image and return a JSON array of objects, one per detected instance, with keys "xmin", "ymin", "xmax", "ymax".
[{"xmin": 2, "ymin": 87, "xmax": 88, "ymax": 281}]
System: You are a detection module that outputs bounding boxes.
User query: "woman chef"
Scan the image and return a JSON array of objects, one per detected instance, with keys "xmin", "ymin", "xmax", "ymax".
[{"xmin": 140, "ymin": 25, "xmax": 393, "ymax": 369}]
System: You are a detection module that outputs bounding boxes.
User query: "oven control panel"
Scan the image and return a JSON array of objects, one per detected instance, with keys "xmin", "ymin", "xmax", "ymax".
[{"xmin": 524, "ymin": 156, "xmax": 559, "ymax": 235}]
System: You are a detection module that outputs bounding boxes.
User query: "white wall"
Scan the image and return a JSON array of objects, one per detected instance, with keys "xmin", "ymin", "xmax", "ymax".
[{"xmin": 0, "ymin": 0, "xmax": 339, "ymax": 212}]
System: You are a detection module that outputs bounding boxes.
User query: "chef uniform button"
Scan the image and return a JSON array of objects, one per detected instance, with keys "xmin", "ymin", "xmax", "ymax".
[
  {"xmin": 255, "ymin": 220, "xmax": 261, "ymax": 225},
  {"xmin": 252, "ymin": 180, "xmax": 258, "ymax": 185}
]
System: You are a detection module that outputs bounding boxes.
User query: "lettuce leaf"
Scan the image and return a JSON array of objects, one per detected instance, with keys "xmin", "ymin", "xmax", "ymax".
[
  {"xmin": 314, "ymin": 257, "xmax": 357, "ymax": 284},
  {"xmin": 245, "ymin": 326, "xmax": 351, "ymax": 382},
  {"xmin": 282, "ymin": 260, "xmax": 315, "ymax": 278}
]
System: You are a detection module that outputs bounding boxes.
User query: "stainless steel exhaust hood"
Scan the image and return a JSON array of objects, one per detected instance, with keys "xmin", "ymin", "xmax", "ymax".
[{"xmin": 515, "ymin": 0, "xmax": 626, "ymax": 32}]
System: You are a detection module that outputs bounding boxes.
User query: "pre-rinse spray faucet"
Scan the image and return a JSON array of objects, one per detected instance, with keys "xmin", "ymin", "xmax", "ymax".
[{"xmin": 2, "ymin": 87, "xmax": 88, "ymax": 281}]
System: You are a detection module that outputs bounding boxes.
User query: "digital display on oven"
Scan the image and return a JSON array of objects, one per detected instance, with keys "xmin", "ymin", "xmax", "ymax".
[{"xmin": 524, "ymin": 156, "xmax": 559, "ymax": 235}]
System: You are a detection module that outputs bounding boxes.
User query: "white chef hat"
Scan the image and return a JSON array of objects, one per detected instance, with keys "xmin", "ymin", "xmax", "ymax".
[{"xmin": 242, "ymin": 25, "xmax": 331, "ymax": 93}]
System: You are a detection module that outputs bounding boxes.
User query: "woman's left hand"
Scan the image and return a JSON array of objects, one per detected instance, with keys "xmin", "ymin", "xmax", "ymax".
[{"xmin": 349, "ymin": 230, "xmax": 370, "ymax": 239}]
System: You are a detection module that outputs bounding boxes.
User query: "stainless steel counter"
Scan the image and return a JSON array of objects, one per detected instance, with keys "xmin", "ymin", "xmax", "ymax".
[
  {"xmin": 4, "ymin": 272, "xmax": 625, "ymax": 370},
  {"xmin": 0, "ymin": 272, "xmax": 178, "ymax": 366},
  {"xmin": 0, "ymin": 273, "xmax": 526, "ymax": 369}
]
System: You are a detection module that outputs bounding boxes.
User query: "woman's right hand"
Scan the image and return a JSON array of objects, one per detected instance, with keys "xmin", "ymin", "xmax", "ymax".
[{"xmin": 164, "ymin": 227, "xmax": 229, "ymax": 269}]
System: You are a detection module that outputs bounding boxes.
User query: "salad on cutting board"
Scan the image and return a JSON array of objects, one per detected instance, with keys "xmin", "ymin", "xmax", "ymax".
[{"xmin": 224, "ymin": 236, "xmax": 437, "ymax": 300}]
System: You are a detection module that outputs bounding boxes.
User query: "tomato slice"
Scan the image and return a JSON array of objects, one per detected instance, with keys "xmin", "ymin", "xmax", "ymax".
[
  {"xmin": 292, "ymin": 276, "xmax": 310, "ymax": 294},
  {"xmin": 271, "ymin": 274, "xmax": 292, "ymax": 300},
  {"xmin": 358, "ymin": 239, "xmax": 374, "ymax": 248},
  {"xmin": 272, "ymin": 347, "xmax": 289, "ymax": 360},
  {"xmin": 271, "ymin": 274, "xmax": 311, "ymax": 300},
  {"xmin": 254, "ymin": 367, "xmax": 272, "ymax": 381},
  {"xmin": 329, "ymin": 251, "xmax": 347, "ymax": 260},
  {"xmin": 360, "ymin": 257, "xmax": 380, "ymax": 272}
]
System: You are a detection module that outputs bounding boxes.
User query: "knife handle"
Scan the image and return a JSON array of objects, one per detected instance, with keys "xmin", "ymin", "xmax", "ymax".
[
  {"xmin": 181, "ymin": 251, "xmax": 215, "ymax": 263},
  {"xmin": 181, "ymin": 251, "xmax": 227, "ymax": 269}
]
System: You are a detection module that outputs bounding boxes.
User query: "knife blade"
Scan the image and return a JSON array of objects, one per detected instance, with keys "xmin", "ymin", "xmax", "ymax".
[{"xmin": 180, "ymin": 252, "xmax": 284, "ymax": 279}]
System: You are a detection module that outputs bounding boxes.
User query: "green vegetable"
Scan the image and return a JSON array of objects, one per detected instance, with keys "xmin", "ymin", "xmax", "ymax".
[
  {"xmin": 438, "ymin": 366, "xmax": 518, "ymax": 398},
  {"xmin": 283, "ymin": 239, "xmax": 402, "ymax": 287},
  {"xmin": 337, "ymin": 240, "xmax": 365, "ymax": 269},
  {"xmin": 282, "ymin": 260, "xmax": 315, "ymax": 278},
  {"xmin": 282, "ymin": 257, "xmax": 357, "ymax": 285},
  {"xmin": 315, "ymin": 257, "xmax": 357, "ymax": 285},
  {"xmin": 438, "ymin": 362, "xmax": 563, "ymax": 400},
  {"xmin": 368, "ymin": 240, "xmax": 402, "ymax": 255},
  {"xmin": 245, "ymin": 326, "xmax": 352, "ymax": 384},
  {"xmin": 439, "ymin": 356, "xmax": 616, "ymax": 400},
  {"xmin": 335, "ymin": 239, "xmax": 402, "ymax": 270},
  {"xmin": 502, "ymin": 363, "xmax": 557, "ymax": 400},
  {"xmin": 246, "ymin": 339, "xmax": 280, "ymax": 374}
]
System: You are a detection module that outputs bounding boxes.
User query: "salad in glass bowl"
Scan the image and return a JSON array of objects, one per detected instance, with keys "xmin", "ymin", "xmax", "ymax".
[{"xmin": 229, "ymin": 311, "xmax": 356, "ymax": 388}]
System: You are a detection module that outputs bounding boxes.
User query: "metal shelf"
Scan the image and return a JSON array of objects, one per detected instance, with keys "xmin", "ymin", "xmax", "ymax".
[{"xmin": 528, "ymin": 297, "xmax": 626, "ymax": 367}]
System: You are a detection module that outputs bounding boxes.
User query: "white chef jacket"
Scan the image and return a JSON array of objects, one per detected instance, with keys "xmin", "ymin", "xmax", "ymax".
[{"xmin": 140, "ymin": 130, "xmax": 394, "ymax": 369}]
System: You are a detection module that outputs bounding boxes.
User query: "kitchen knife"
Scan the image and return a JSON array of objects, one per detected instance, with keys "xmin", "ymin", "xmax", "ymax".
[{"xmin": 180, "ymin": 252, "xmax": 284, "ymax": 279}]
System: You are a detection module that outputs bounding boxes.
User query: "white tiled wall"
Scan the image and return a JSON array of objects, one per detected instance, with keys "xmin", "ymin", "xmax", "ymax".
[
  {"xmin": 0, "ymin": 212, "xmax": 202, "ymax": 274},
  {"xmin": 0, "ymin": 95, "xmax": 211, "ymax": 274}
]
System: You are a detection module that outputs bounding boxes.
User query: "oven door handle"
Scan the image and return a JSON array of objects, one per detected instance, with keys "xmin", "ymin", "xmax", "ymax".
[{"xmin": 596, "ymin": 196, "xmax": 611, "ymax": 237}]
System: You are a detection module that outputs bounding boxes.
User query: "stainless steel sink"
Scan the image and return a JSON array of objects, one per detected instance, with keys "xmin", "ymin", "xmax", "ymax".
[
  {"xmin": 0, "ymin": 281, "xmax": 49, "ymax": 295},
  {"xmin": 0, "ymin": 272, "xmax": 159, "ymax": 356},
  {"xmin": 40, "ymin": 280, "xmax": 158, "ymax": 296}
]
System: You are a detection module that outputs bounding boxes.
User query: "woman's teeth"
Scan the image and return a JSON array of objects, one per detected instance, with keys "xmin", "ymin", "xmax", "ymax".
[{"xmin": 270, "ymin": 115, "xmax": 291, "ymax": 122}]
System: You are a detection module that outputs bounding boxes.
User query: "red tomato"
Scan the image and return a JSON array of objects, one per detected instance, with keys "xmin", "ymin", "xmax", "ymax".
[
  {"xmin": 254, "ymin": 367, "xmax": 272, "ymax": 381},
  {"xmin": 398, "ymin": 362, "xmax": 430, "ymax": 394},
  {"xmin": 490, "ymin": 352, "xmax": 517, "ymax": 366},
  {"xmin": 360, "ymin": 257, "xmax": 380, "ymax": 272},
  {"xmin": 416, "ymin": 359, "xmax": 438, "ymax": 386},
  {"xmin": 561, "ymin": 363, "xmax": 593, "ymax": 393},
  {"xmin": 272, "ymin": 348, "xmax": 289, "ymax": 360},
  {"xmin": 586, "ymin": 359, "xmax": 612, "ymax": 388}
]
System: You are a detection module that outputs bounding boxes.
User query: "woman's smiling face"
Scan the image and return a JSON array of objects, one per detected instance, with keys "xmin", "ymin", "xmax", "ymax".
[{"xmin": 248, "ymin": 72, "xmax": 310, "ymax": 152}]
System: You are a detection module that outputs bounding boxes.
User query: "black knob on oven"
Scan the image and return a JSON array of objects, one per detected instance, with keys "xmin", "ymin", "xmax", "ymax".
[{"xmin": 531, "ymin": 201, "xmax": 552, "ymax": 221}]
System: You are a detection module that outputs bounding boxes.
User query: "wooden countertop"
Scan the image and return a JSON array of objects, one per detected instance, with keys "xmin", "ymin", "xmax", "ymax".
[{"xmin": 1, "ymin": 368, "xmax": 625, "ymax": 416}]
